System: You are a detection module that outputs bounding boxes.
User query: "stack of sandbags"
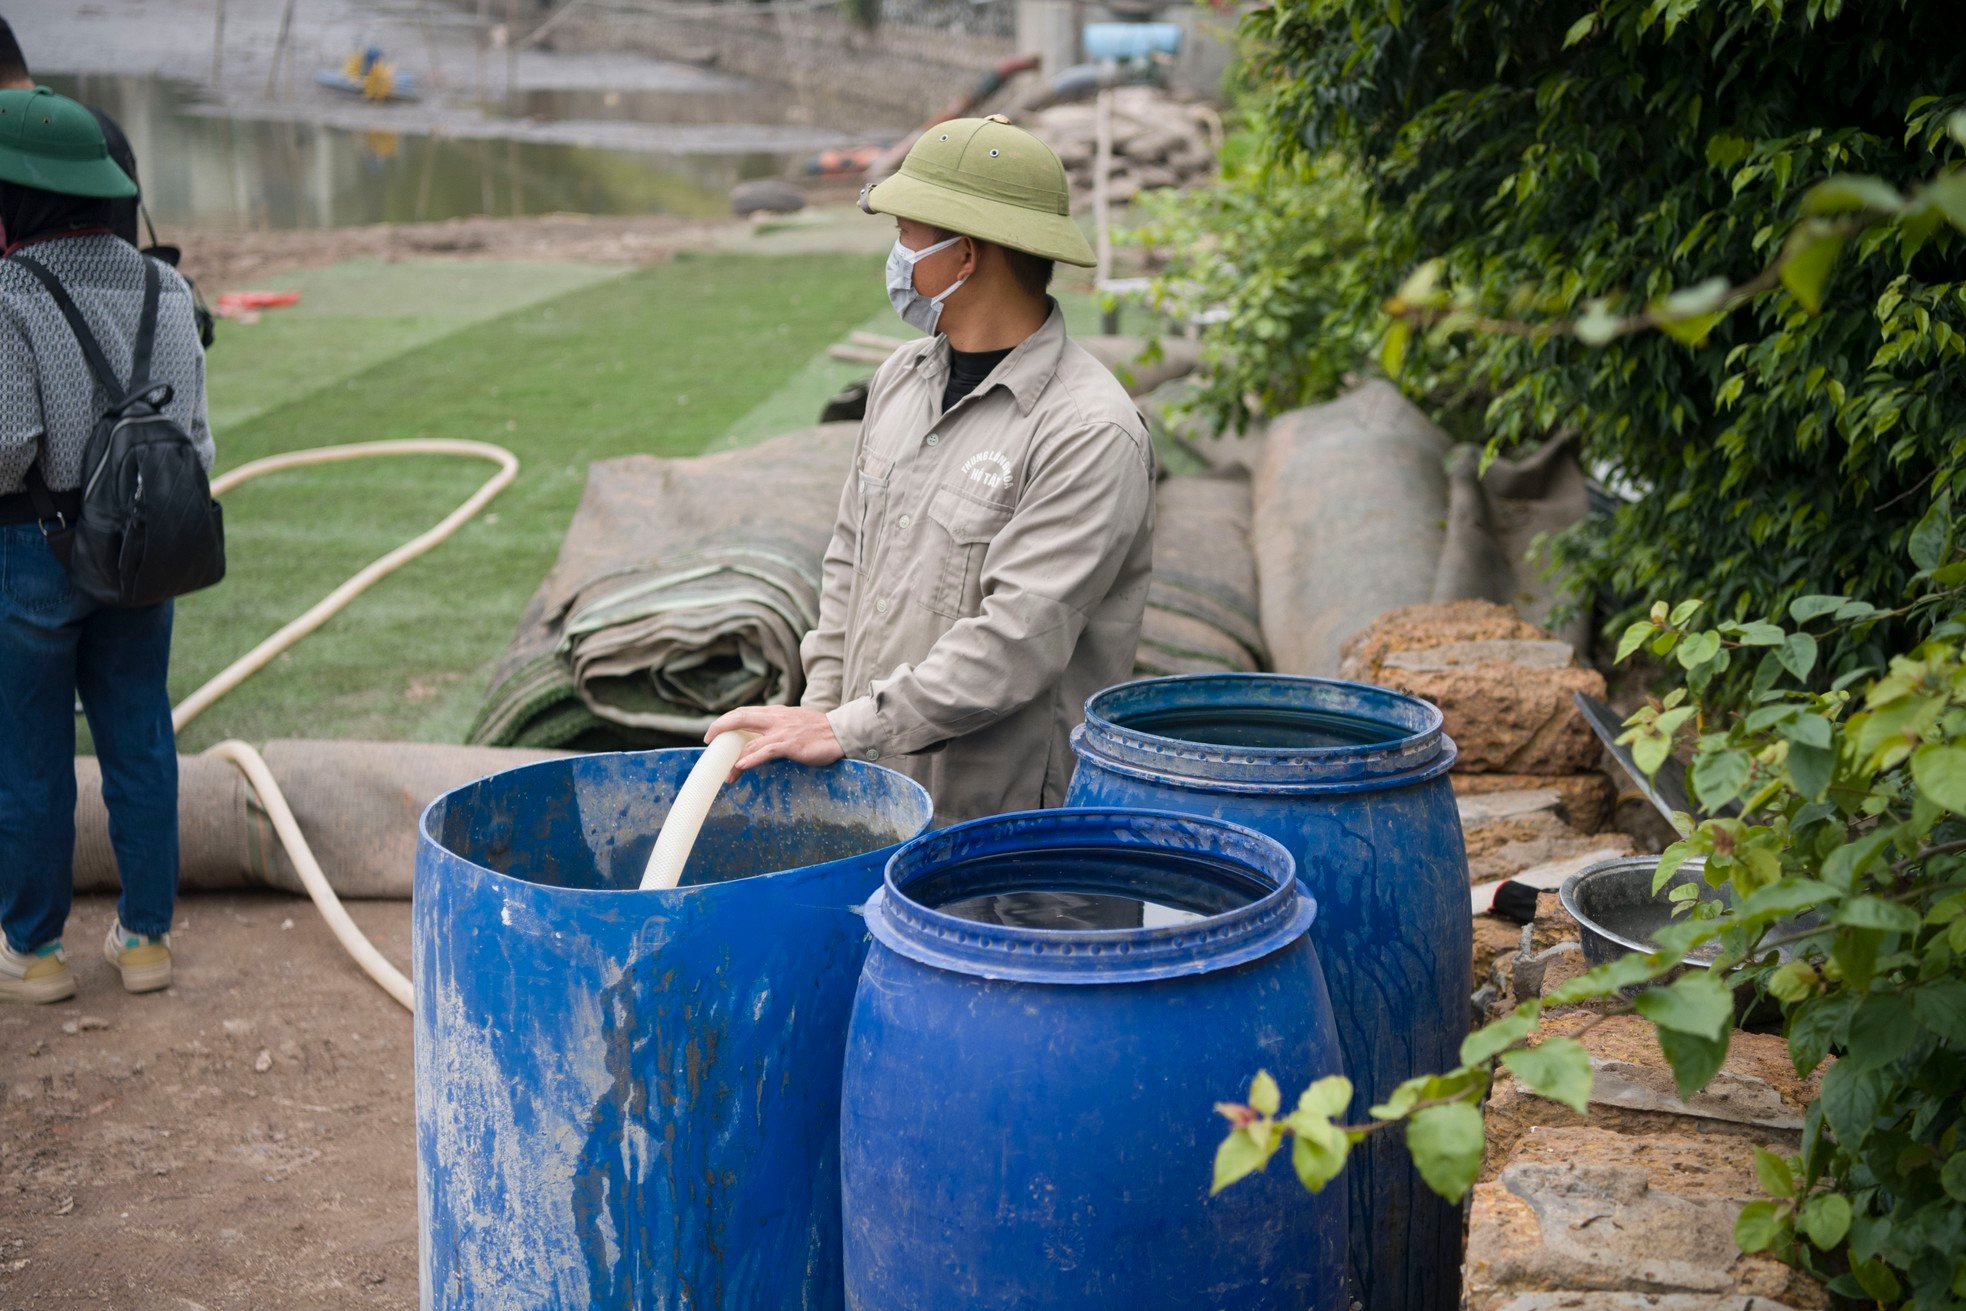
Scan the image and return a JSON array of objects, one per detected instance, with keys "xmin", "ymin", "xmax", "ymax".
[
  {"xmin": 1025, "ymin": 88, "xmax": 1218, "ymax": 204},
  {"xmin": 1338, "ymin": 600, "xmax": 1626, "ymax": 881}
]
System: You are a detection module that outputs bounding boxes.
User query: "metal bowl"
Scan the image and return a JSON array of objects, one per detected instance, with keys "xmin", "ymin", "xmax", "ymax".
[{"xmin": 1559, "ymin": 854, "xmax": 1821, "ymax": 1026}]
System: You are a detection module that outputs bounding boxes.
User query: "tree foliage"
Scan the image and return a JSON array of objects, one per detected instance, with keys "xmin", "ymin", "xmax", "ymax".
[{"xmin": 1144, "ymin": 0, "xmax": 1966, "ymax": 696}]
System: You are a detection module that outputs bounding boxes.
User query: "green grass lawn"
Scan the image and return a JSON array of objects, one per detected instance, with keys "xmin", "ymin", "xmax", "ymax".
[{"xmin": 168, "ymin": 250, "xmax": 890, "ymax": 752}]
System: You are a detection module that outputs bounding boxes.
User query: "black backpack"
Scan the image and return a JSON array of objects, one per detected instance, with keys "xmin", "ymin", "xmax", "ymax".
[{"xmin": 13, "ymin": 253, "xmax": 225, "ymax": 607}]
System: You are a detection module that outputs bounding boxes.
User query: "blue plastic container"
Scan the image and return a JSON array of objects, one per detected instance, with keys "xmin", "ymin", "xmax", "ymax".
[
  {"xmin": 415, "ymin": 749, "xmax": 932, "ymax": 1311},
  {"xmin": 1066, "ymin": 675, "xmax": 1472, "ymax": 1311},
  {"xmin": 841, "ymin": 808, "xmax": 1346, "ymax": 1311}
]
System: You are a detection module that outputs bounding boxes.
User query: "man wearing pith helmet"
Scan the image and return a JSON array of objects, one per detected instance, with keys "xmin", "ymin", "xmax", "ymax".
[{"xmin": 707, "ymin": 115, "xmax": 1155, "ymax": 824}]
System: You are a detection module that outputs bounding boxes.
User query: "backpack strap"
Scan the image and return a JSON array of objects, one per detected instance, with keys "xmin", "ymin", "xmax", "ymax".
[
  {"xmin": 128, "ymin": 257, "xmax": 161, "ymax": 392},
  {"xmin": 8, "ymin": 253, "xmax": 126, "ymax": 399}
]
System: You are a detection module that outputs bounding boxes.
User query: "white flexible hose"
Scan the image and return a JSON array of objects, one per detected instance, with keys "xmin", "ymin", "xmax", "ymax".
[
  {"xmin": 171, "ymin": 439, "xmax": 521, "ymax": 1013},
  {"xmin": 638, "ymin": 730, "xmax": 760, "ymax": 890},
  {"xmin": 174, "ymin": 439, "xmax": 520, "ymax": 733},
  {"xmin": 202, "ymin": 738, "xmax": 416, "ymax": 1010}
]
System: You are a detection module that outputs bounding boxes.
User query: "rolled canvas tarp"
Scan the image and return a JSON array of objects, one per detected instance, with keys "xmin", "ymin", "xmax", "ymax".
[
  {"xmin": 469, "ymin": 424, "xmax": 858, "ymax": 748},
  {"xmin": 1140, "ymin": 472, "xmax": 1266, "ymax": 675},
  {"xmin": 74, "ymin": 741, "xmax": 566, "ymax": 898},
  {"xmin": 1252, "ymin": 381, "xmax": 1453, "ymax": 676}
]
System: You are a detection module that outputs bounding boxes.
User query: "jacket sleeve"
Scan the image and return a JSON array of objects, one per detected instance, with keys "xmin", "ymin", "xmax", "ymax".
[
  {"xmin": 798, "ymin": 427, "xmax": 866, "ymax": 714},
  {"xmin": 0, "ymin": 301, "xmax": 43, "ymax": 495},
  {"xmin": 826, "ymin": 418, "xmax": 1151, "ymax": 758}
]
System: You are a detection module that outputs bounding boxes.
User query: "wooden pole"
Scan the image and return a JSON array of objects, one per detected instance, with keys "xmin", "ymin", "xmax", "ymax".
[
  {"xmin": 210, "ymin": 0, "xmax": 227, "ymax": 86},
  {"xmin": 1093, "ymin": 86, "xmax": 1117, "ymax": 335},
  {"xmin": 264, "ymin": 0, "xmax": 298, "ymax": 101}
]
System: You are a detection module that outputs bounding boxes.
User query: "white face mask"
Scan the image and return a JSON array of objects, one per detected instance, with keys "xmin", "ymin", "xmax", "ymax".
[{"xmin": 886, "ymin": 235, "xmax": 968, "ymax": 335}]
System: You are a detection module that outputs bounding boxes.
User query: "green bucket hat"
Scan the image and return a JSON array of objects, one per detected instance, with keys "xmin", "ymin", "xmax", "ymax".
[
  {"xmin": 0, "ymin": 87, "xmax": 137, "ymax": 199},
  {"xmin": 863, "ymin": 115, "xmax": 1094, "ymax": 268}
]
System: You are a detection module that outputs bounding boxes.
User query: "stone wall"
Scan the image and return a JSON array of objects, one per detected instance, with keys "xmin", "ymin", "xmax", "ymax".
[
  {"xmin": 552, "ymin": 7, "xmax": 1018, "ymax": 120},
  {"xmin": 1468, "ymin": 1017, "xmax": 1827, "ymax": 1311}
]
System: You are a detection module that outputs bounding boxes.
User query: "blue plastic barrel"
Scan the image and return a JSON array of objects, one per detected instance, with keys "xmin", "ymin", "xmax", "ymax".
[
  {"xmin": 841, "ymin": 808, "xmax": 1346, "ymax": 1311},
  {"xmin": 415, "ymin": 749, "xmax": 932, "ymax": 1311},
  {"xmin": 1066, "ymin": 674, "xmax": 1472, "ymax": 1311}
]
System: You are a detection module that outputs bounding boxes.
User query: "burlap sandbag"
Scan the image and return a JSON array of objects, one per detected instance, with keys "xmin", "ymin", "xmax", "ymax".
[
  {"xmin": 1140, "ymin": 472, "xmax": 1266, "ymax": 675},
  {"xmin": 1253, "ymin": 382, "xmax": 1452, "ymax": 676},
  {"xmin": 73, "ymin": 741, "xmax": 566, "ymax": 898}
]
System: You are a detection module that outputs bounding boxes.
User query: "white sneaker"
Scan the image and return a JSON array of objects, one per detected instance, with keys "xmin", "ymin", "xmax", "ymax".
[
  {"xmin": 0, "ymin": 939, "xmax": 76, "ymax": 1004},
  {"xmin": 104, "ymin": 920, "xmax": 172, "ymax": 994}
]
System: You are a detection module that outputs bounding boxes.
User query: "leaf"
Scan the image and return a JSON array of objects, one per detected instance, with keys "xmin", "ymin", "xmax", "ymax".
[
  {"xmin": 1798, "ymin": 1192, "xmax": 1852, "ymax": 1249},
  {"xmin": 1212, "ymin": 1124, "xmax": 1276, "ymax": 1194},
  {"xmin": 1290, "ymin": 1118, "xmax": 1350, "ymax": 1194},
  {"xmin": 1573, "ymin": 299, "xmax": 1623, "ymax": 347},
  {"xmin": 1379, "ymin": 320, "xmax": 1410, "ymax": 379},
  {"xmin": 1735, "ymin": 1198, "xmax": 1784, "ymax": 1253},
  {"xmin": 1295, "ymin": 1074, "xmax": 1354, "ymax": 1120},
  {"xmin": 1461, "ymin": 1006, "xmax": 1541, "ymax": 1066},
  {"xmin": 1616, "ymin": 620, "xmax": 1657, "ymax": 663},
  {"xmin": 1656, "ymin": 1024, "xmax": 1730, "ymax": 1099},
  {"xmin": 1800, "ymin": 175, "xmax": 1904, "ymax": 216},
  {"xmin": 1942, "ymin": 1153, "xmax": 1966, "ymax": 1204},
  {"xmin": 1728, "ymin": 621, "xmax": 1786, "ymax": 646},
  {"xmin": 1658, "ymin": 310, "xmax": 1724, "ymax": 347},
  {"xmin": 1739, "ymin": 878, "xmax": 1838, "ymax": 921},
  {"xmin": 1779, "ymin": 229, "xmax": 1843, "ymax": 314},
  {"xmin": 1911, "ymin": 982, "xmax": 1966, "ymax": 1045},
  {"xmin": 1692, "ymin": 749, "xmax": 1752, "ymax": 812},
  {"xmin": 1635, "ymin": 970, "xmax": 1734, "ymax": 1040},
  {"xmin": 1818, "ymin": 1059, "xmax": 1884, "ymax": 1145},
  {"xmin": 1562, "ymin": 12, "xmax": 1596, "ymax": 47},
  {"xmin": 1632, "ymin": 730, "xmax": 1673, "ymax": 778},
  {"xmin": 1404, "ymin": 1103, "xmax": 1485, "ymax": 1204},
  {"xmin": 1677, "ymin": 629, "xmax": 1723, "ymax": 669},
  {"xmin": 1499, "ymin": 1036, "xmax": 1593, "ymax": 1113},
  {"xmin": 1912, "ymin": 744, "xmax": 1966, "ymax": 813},
  {"xmin": 1753, "ymin": 1146, "xmax": 1797, "ymax": 1198},
  {"xmin": 1777, "ymin": 632, "xmax": 1818, "ymax": 682},
  {"xmin": 1908, "ymin": 492, "xmax": 1955, "ymax": 572},
  {"xmin": 1788, "ymin": 594, "xmax": 1847, "ymax": 622},
  {"xmin": 1669, "ymin": 598, "xmax": 1705, "ymax": 626},
  {"xmin": 1249, "ymin": 1070, "xmax": 1281, "ymax": 1117},
  {"xmin": 1786, "ymin": 743, "xmax": 1834, "ymax": 800},
  {"xmin": 1836, "ymin": 896, "xmax": 1921, "ymax": 935}
]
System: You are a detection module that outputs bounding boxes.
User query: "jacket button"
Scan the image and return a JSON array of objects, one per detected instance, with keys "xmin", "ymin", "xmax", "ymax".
[
  {"xmin": 897, "ymin": 514, "xmax": 912, "ymax": 528},
  {"xmin": 875, "ymin": 597, "xmax": 889, "ymax": 614},
  {"xmin": 924, "ymin": 434, "xmax": 939, "ymax": 446},
  {"xmin": 864, "ymin": 748, "xmax": 881, "ymax": 761}
]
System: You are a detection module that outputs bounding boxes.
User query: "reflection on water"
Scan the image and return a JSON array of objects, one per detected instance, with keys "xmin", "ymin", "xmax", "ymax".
[{"xmin": 45, "ymin": 73, "xmax": 848, "ymax": 231}]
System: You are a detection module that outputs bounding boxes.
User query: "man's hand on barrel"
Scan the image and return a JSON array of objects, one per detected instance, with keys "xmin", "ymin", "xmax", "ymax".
[{"xmin": 706, "ymin": 706, "xmax": 844, "ymax": 777}]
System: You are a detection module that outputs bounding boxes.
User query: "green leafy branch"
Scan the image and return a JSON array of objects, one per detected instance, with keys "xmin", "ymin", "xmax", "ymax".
[
  {"xmin": 1376, "ymin": 111, "xmax": 1966, "ymax": 377},
  {"xmin": 1217, "ymin": 538, "xmax": 1966, "ymax": 1305}
]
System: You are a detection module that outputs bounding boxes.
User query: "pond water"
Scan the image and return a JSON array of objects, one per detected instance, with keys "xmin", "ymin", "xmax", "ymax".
[{"xmin": 47, "ymin": 72, "xmax": 895, "ymax": 231}]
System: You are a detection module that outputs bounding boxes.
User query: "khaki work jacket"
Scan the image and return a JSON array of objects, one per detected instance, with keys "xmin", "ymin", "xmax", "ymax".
[{"xmin": 800, "ymin": 303, "xmax": 1154, "ymax": 824}]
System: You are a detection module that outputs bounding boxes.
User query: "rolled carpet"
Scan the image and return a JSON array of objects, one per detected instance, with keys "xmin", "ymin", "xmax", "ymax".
[{"xmin": 469, "ymin": 425, "xmax": 858, "ymax": 748}]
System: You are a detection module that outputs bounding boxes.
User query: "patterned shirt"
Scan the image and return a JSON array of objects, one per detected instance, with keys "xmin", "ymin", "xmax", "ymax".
[{"xmin": 0, "ymin": 233, "xmax": 211, "ymax": 496}]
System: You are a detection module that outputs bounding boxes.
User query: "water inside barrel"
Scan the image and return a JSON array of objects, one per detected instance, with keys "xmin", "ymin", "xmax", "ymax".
[
  {"xmin": 914, "ymin": 845, "xmax": 1265, "ymax": 932},
  {"xmin": 1122, "ymin": 704, "xmax": 1400, "ymax": 750}
]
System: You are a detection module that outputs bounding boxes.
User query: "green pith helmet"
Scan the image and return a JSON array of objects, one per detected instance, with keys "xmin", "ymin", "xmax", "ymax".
[
  {"xmin": 0, "ymin": 87, "xmax": 136, "ymax": 199},
  {"xmin": 862, "ymin": 115, "xmax": 1094, "ymax": 268}
]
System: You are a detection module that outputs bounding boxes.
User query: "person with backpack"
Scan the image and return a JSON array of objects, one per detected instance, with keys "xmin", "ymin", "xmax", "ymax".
[{"xmin": 0, "ymin": 87, "xmax": 222, "ymax": 1004}]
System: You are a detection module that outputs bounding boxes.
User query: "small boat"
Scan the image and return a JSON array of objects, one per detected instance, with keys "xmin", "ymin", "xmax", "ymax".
[{"xmin": 316, "ymin": 46, "xmax": 420, "ymax": 102}]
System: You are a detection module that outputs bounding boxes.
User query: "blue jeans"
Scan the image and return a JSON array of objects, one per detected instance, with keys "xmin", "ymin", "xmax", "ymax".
[{"xmin": 0, "ymin": 524, "xmax": 178, "ymax": 954}]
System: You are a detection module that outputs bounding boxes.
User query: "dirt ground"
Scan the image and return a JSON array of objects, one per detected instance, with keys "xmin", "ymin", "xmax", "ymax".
[{"xmin": 1, "ymin": 893, "xmax": 417, "ymax": 1310}]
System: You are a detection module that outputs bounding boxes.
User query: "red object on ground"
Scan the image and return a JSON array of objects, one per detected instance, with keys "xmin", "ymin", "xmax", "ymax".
[{"xmin": 215, "ymin": 290, "xmax": 302, "ymax": 322}]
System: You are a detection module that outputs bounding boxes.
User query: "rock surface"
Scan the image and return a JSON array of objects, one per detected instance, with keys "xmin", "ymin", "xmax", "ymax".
[
  {"xmin": 1456, "ymin": 772, "xmax": 1617, "ymax": 835},
  {"xmin": 1340, "ymin": 600, "xmax": 1607, "ymax": 774},
  {"xmin": 1468, "ymin": 1017, "xmax": 1830, "ymax": 1311}
]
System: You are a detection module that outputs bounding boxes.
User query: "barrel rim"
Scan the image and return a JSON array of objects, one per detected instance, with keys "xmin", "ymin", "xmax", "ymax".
[
  {"xmin": 1075, "ymin": 673, "xmax": 1455, "ymax": 791},
  {"xmin": 866, "ymin": 807, "xmax": 1317, "ymax": 985},
  {"xmin": 416, "ymin": 747, "xmax": 934, "ymax": 902}
]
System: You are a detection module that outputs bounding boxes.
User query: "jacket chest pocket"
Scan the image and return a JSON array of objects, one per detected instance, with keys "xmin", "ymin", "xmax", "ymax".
[
  {"xmin": 922, "ymin": 484, "xmax": 1013, "ymax": 618},
  {"xmin": 853, "ymin": 451, "xmax": 894, "ymax": 576}
]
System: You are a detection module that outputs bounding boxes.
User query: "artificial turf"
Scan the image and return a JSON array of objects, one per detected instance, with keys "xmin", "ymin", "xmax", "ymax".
[{"xmin": 166, "ymin": 250, "xmax": 890, "ymax": 752}]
